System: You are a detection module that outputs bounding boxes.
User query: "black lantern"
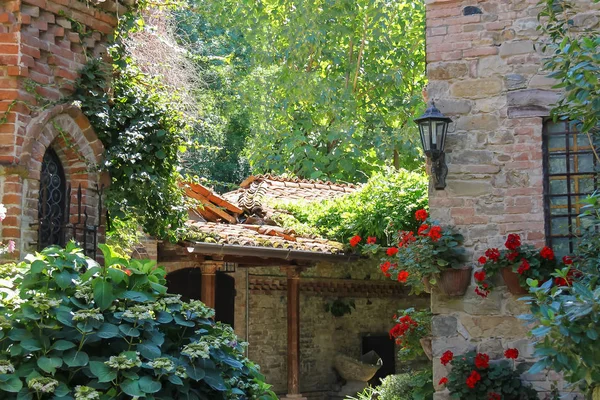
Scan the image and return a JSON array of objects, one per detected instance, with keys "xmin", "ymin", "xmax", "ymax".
[{"xmin": 414, "ymin": 101, "xmax": 452, "ymax": 190}]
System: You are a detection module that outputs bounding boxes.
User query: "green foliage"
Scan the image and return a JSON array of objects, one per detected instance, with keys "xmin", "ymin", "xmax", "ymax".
[
  {"xmin": 73, "ymin": 56, "xmax": 188, "ymax": 240},
  {"xmin": 195, "ymin": 0, "xmax": 426, "ymax": 181},
  {"xmin": 324, "ymin": 298, "xmax": 356, "ymax": 317},
  {"xmin": 271, "ymin": 169, "xmax": 428, "ymax": 246},
  {"xmin": 389, "ymin": 308, "xmax": 431, "ymax": 362},
  {"xmin": 537, "ymin": 0, "xmax": 600, "ymax": 136},
  {"xmin": 445, "ymin": 352, "xmax": 537, "ymax": 400},
  {"xmin": 345, "ymin": 370, "xmax": 434, "ymax": 400},
  {"xmin": 522, "ymin": 193, "xmax": 600, "ymax": 396},
  {"xmin": 0, "ymin": 243, "xmax": 275, "ymax": 399}
]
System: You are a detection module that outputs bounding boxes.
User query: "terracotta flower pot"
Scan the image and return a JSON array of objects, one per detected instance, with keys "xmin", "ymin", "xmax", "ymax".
[
  {"xmin": 501, "ymin": 267, "xmax": 528, "ymax": 295},
  {"xmin": 436, "ymin": 267, "xmax": 472, "ymax": 296},
  {"xmin": 419, "ymin": 337, "xmax": 433, "ymax": 361}
]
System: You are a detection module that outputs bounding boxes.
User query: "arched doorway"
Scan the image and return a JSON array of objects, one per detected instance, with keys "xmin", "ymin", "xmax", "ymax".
[
  {"xmin": 38, "ymin": 148, "xmax": 67, "ymax": 249},
  {"xmin": 166, "ymin": 268, "xmax": 236, "ymax": 327}
]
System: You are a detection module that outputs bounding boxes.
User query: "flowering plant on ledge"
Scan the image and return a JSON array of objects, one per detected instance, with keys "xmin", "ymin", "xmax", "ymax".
[
  {"xmin": 388, "ymin": 307, "xmax": 432, "ymax": 361},
  {"xmin": 440, "ymin": 349, "xmax": 538, "ymax": 400},
  {"xmin": 375, "ymin": 209, "xmax": 467, "ymax": 294},
  {"xmin": 474, "ymin": 233, "xmax": 564, "ymax": 297}
]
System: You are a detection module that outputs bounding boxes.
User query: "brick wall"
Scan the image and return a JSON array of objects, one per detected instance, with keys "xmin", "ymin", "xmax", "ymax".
[
  {"xmin": 425, "ymin": 0, "xmax": 598, "ymax": 398},
  {"xmin": 0, "ymin": 0, "xmax": 125, "ymax": 258}
]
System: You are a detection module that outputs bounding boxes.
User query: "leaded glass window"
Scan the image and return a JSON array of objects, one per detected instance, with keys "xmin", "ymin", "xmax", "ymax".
[
  {"xmin": 38, "ymin": 148, "xmax": 66, "ymax": 249},
  {"xmin": 543, "ymin": 120, "xmax": 598, "ymax": 256}
]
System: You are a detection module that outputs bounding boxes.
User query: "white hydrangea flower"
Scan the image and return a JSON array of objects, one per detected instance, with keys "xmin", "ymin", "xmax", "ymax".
[
  {"xmin": 148, "ymin": 357, "xmax": 175, "ymax": 371},
  {"xmin": 181, "ymin": 340, "xmax": 210, "ymax": 360},
  {"xmin": 181, "ymin": 300, "xmax": 215, "ymax": 318},
  {"xmin": 28, "ymin": 377, "xmax": 59, "ymax": 393},
  {"xmin": 72, "ymin": 308, "xmax": 104, "ymax": 322},
  {"xmin": 74, "ymin": 386, "xmax": 100, "ymax": 400},
  {"xmin": 29, "ymin": 294, "xmax": 62, "ymax": 312},
  {"xmin": 0, "ymin": 204, "xmax": 6, "ymax": 222},
  {"xmin": 105, "ymin": 352, "xmax": 142, "ymax": 370},
  {"xmin": 0, "ymin": 360, "xmax": 15, "ymax": 374},
  {"xmin": 175, "ymin": 366, "xmax": 187, "ymax": 378},
  {"xmin": 122, "ymin": 305, "xmax": 154, "ymax": 321},
  {"xmin": 74, "ymin": 284, "xmax": 94, "ymax": 302}
]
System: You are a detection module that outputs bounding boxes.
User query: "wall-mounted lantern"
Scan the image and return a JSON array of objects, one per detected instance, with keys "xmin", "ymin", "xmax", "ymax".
[{"xmin": 414, "ymin": 101, "xmax": 452, "ymax": 190}]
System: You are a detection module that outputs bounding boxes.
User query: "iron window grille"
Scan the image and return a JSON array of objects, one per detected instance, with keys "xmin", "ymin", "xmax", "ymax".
[{"xmin": 542, "ymin": 120, "xmax": 598, "ymax": 256}]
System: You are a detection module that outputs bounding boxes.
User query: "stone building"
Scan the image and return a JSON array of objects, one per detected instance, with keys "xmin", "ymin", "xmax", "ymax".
[
  {"xmin": 0, "ymin": 0, "xmax": 132, "ymax": 259},
  {"xmin": 425, "ymin": 0, "xmax": 598, "ymax": 398},
  {"xmin": 158, "ymin": 176, "xmax": 430, "ymax": 399}
]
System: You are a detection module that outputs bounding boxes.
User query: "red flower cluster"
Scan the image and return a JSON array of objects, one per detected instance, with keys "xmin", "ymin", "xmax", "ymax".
[
  {"xmin": 478, "ymin": 256, "xmax": 487, "ymax": 265},
  {"xmin": 349, "ymin": 235, "xmax": 361, "ymax": 247},
  {"xmin": 439, "ymin": 377, "xmax": 448, "ymax": 385},
  {"xmin": 380, "ymin": 261, "xmax": 393, "ymax": 278},
  {"xmin": 506, "ymin": 251, "xmax": 519, "ymax": 262},
  {"xmin": 386, "ymin": 247, "xmax": 399, "ymax": 256},
  {"xmin": 504, "ymin": 348, "xmax": 519, "ymax": 359},
  {"xmin": 417, "ymin": 224, "xmax": 429, "ymax": 235},
  {"xmin": 540, "ymin": 246, "xmax": 554, "ymax": 260},
  {"xmin": 398, "ymin": 231, "xmax": 416, "ymax": 247},
  {"xmin": 475, "ymin": 283, "xmax": 490, "ymax": 298},
  {"xmin": 415, "ymin": 209, "xmax": 428, "ymax": 222},
  {"xmin": 562, "ymin": 255, "xmax": 573, "ymax": 265},
  {"xmin": 505, "ymin": 233, "xmax": 521, "ymax": 250},
  {"xmin": 389, "ymin": 315, "xmax": 418, "ymax": 344},
  {"xmin": 474, "ymin": 353, "xmax": 489, "ymax": 369},
  {"xmin": 397, "ymin": 270, "xmax": 409, "ymax": 283},
  {"xmin": 466, "ymin": 370, "xmax": 481, "ymax": 389},
  {"xmin": 474, "ymin": 270, "xmax": 486, "ymax": 282},
  {"xmin": 440, "ymin": 350, "xmax": 453, "ymax": 366},
  {"xmin": 485, "ymin": 248, "xmax": 500, "ymax": 262},
  {"xmin": 554, "ymin": 268, "xmax": 582, "ymax": 286},
  {"xmin": 488, "ymin": 393, "xmax": 501, "ymax": 400},
  {"xmin": 367, "ymin": 236, "xmax": 377, "ymax": 244},
  {"xmin": 429, "ymin": 226, "xmax": 442, "ymax": 242},
  {"xmin": 517, "ymin": 259, "xmax": 530, "ymax": 275}
]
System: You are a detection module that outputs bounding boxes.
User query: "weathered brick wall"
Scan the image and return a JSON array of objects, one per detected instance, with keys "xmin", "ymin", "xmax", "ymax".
[
  {"xmin": 238, "ymin": 261, "xmax": 430, "ymax": 398},
  {"xmin": 0, "ymin": 0, "xmax": 125, "ymax": 258},
  {"xmin": 425, "ymin": 0, "xmax": 598, "ymax": 398}
]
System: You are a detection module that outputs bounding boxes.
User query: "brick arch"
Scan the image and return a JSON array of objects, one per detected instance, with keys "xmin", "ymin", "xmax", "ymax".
[{"xmin": 17, "ymin": 103, "xmax": 107, "ymax": 256}]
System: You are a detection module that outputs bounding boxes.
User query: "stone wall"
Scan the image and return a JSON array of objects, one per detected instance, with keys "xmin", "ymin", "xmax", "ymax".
[
  {"xmin": 237, "ymin": 261, "xmax": 430, "ymax": 398},
  {"xmin": 425, "ymin": 0, "xmax": 598, "ymax": 398},
  {"xmin": 0, "ymin": 0, "xmax": 125, "ymax": 258}
]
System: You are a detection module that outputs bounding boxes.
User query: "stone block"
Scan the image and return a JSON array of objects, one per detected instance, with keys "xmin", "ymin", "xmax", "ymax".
[
  {"xmin": 507, "ymin": 89, "xmax": 561, "ymax": 107},
  {"xmin": 508, "ymin": 105, "xmax": 550, "ymax": 118},
  {"xmin": 459, "ymin": 315, "xmax": 529, "ymax": 339},
  {"xmin": 477, "ymin": 338, "xmax": 504, "ymax": 358},
  {"xmin": 529, "ymin": 74, "xmax": 559, "ymax": 89},
  {"xmin": 432, "ymin": 336, "xmax": 475, "ymax": 357},
  {"xmin": 436, "ymin": 98, "xmax": 472, "ymax": 115},
  {"xmin": 428, "ymin": 62, "xmax": 469, "ymax": 80},
  {"xmin": 503, "ymin": 293, "xmax": 531, "ymax": 315},
  {"xmin": 499, "ymin": 40, "xmax": 534, "ymax": 57},
  {"xmin": 506, "ymin": 338, "xmax": 534, "ymax": 359},
  {"xmin": 456, "ymin": 114, "xmax": 499, "ymax": 131},
  {"xmin": 447, "ymin": 180, "xmax": 494, "ymax": 197},
  {"xmin": 450, "ymin": 78, "xmax": 503, "ymax": 99},
  {"xmin": 432, "ymin": 315, "xmax": 458, "ymax": 337},
  {"xmin": 431, "ymin": 293, "xmax": 464, "ymax": 314},
  {"xmin": 463, "ymin": 288, "xmax": 503, "ymax": 315},
  {"xmin": 505, "ymin": 74, "xmax": 527, "ymax": 90}
]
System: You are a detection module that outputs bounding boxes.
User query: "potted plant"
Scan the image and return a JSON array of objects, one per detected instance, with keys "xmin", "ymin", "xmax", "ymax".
[
  {"xmin": 474, "ymin": 233, "xmax": 562, "ymax": 296},
  {"xmin": 372, "ymin": 209, "xmax": 468, "ymax": 296},
  {"xmin": 388, "ymin": 308, "xmax": 432, "ymax": 361},
  {"xmin": 439, "ymin": 349, "xmax": 538, "ymax": 400}
]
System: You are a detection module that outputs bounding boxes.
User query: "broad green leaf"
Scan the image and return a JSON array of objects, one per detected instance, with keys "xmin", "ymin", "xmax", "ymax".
[{"xmin": 93, "ymin": 279, "xmax": 115, "ymax": 310}]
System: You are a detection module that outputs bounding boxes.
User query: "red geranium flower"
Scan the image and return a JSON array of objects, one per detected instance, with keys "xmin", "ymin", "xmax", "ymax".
[
  {"xmin": 505, "ymin": 233, "xmax": 521, "ymax": 250},
  {"xmin": 562, "ymin": 255, "xmax": 573, "ymax": 265},
  {"xmin": 417, "ymin": 224, "xmax": 429, "ymax": 235},
  {"xmin": 398, "ymin": 231, "xmax": 417, "ymax": 247},
  {"xmin": 415, "ymin": 209, "xmax": 428, "ymax": 222},
  {"xmin": 367, "ymin": 236, "xmax": 377, "ymax": 244},
  {"xmin": 466, "ymin": 370, "xmax": 481, "ymax": 389},
  {"xmin": 397, "ymin": 270, "xmax": 409, "ymax": 283},
  {"xmin": 475, "ymin": 283, "xmax": 490, "ymax": 298},
  {"xmin": 386, "ymin": 247, "xmax": 399, "ymax": 256},
  {"xmin": 554, "ymin": 277, "xmax": 568, "ymax": 286},
  {"xmin": 429, "ymin": 226, "xmax": 442, "ymax": 242},
  {"xmin": 474, "ymin": 353, "xmax": 490, "ymax": 369},
  {"xmin": 485, "ymin": 248, "xmax": 500, "ymax": 262},
  {"xmin": 478, "ymin": 256, "xmax": 487, "ymax": 265},
  {"xmin": 540, "ymin": 246, "xmax": 555, "ymax": 260},
  {"xmin": 506, "ymin": 251, "xmax": 519, "ymax": 262},
  {"xmin": 380, "ymin": 261, "xmax": 392, "ymax": 278},
  {"xmin": 474, "ymin": 270, "xmax": 486, "ymax": 282},
  {"xmin": 349, "ymin": 235, "xmax": 362, "ymax": 247},
  {"xmin": 439, "ymin": 377, "xmax": 448, "ymax": 385},
  {"xmin": 504, "ymin": 348, "xmax": 519, "ymax": 359},
  {"xmin": 517, "ymin": 259, "xmax": 530, "ymax": 275},
  {"xmin": 440, "ymin": 350, "xmax": 453, "ymax": 366},
  {"xmin": 488, "ymin": 393, "xmax": 501, "ymax": 400}
]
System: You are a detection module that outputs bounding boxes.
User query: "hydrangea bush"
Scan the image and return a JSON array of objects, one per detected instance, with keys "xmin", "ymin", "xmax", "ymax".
[{"xmin": 0, "ymin": 243, "xmax": 275, "ymax": 399}]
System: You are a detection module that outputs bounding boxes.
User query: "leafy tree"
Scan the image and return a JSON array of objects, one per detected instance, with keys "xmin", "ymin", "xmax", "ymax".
[{"xmin": 195, "ymin": 0, "xmax": 427, "ymax": 181}]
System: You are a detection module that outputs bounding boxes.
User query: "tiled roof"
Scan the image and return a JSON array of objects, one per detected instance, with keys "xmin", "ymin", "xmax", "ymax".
[
  {"xmin": 186, "ymin": 221, "xmax": 345, "ymax": 254},
  {"xmin": 223, "ymin": 174, "xmax": 359, "ymax": 208}
]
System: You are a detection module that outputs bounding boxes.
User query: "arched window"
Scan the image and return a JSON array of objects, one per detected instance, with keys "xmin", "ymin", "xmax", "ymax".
[
  {"xmin": 38, "ymin": 148, "xmax": 67, "ymax": 249},
  {"xmin": 543, "ymin": 120, "xmax": 598, "ymax": 256}
]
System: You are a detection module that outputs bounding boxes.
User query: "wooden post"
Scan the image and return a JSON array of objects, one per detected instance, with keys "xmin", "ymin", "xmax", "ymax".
[
  {"xmin": 200, "ymin": 261, "xmax": 220, "ymax": 309},
  {"xmin": 283, "ymin": 267, "xmax": 306, "ymax": 400}
]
